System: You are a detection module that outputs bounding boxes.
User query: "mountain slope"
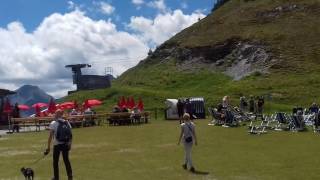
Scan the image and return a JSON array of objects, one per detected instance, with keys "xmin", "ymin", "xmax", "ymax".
[
  {"xmin": 8, "ymin": 85, "xmax": 53, "ymax": 116},
  {"xmin": 65, "ymin": 0, "xmax": 320, "ymax": 112}
]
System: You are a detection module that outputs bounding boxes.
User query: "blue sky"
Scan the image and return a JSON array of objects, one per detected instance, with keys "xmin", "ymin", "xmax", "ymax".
[
  {"xmin": 0, "ymin": 0, "xmax": 214, "ymax": 97},
  {"xmin": 0, "ymin": 0, "xmax": 213, "ymax": 32}
]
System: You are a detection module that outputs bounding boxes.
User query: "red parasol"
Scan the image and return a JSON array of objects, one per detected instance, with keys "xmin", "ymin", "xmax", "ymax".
[
  {"xmin": 129, "ymin": 96, "xmax": 135, "ymax": 109},
  {"xmin": 126, "ymin": 97, "xmax": 130, "ymax": 108},
  {"xmin": 32, "ymin": 103, "xmax": 48, "ymax": 108},
  {"xmin": 119, "ymin": 96, "xmax": 126, "ymax": 109},
  {"xmin": 18, "ymin": 104, "xmax": 30, "ymax": 110},
  {"xmin": 35, "ymin": 106, "xmax": 41, "ymax": 117},
  {"xmin": 137, "ymin": 98, "xmax": 144, "ymax": 111},
  {"xmin": 83, "ymin": 99, "xmax": 102, "ymax": 108},
  {"xmin": 117, "ymin": 98, "xmax": 121, "ymax": 107},
  {"xmin": 60, "ymin": 102, "xmax": 75, "ymax": 110},
  {"xmin": 47, "ymin": 98, "xmax": 56, "ymax": 113},
  {"xmin": 3, "ymin": 98, "xmax": 12, "ymax": 113}
]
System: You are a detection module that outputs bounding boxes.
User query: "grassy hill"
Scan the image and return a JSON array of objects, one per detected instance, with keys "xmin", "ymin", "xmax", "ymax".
[{"xmin": 65, "ymin": 0, "xmax": 320, "ymax": 113}]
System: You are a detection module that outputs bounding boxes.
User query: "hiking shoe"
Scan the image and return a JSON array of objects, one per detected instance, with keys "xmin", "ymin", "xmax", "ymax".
[
  {"xmin": 182, "ymin": 164, "xmax": 187, "ymax": 170},
  {"xmin": 190, "ymin": 167, "xmax": 195, "ymax": 173}
]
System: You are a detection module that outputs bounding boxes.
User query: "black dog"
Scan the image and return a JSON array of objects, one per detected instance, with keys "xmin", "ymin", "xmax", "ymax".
[{"xmin": 21, "ymin": 167, "xmax": 34, "ymax": 180}]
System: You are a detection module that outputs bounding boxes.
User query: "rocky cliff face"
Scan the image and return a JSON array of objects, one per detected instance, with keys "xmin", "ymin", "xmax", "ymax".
[{"xmin": 147, "ymin": 37, "xmax": 277, "ymax": 80}]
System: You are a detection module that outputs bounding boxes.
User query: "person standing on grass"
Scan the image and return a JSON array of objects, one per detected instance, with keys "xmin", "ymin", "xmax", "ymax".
[
  {"xmin": 185, "ymin": 99, "xmax": 194, "ymax": 120},
  {"xmin": 178, "ymin": 113, "xmax": 197, "ymax": 172},
  {"xmin": 177, "ymin": 99, "xmax": 185, "ymax": 124},
  {"xmin": 45, "ymin": 109, "xmax": 73, "ymax": 180},
  {"xmin": 249, "ymin": 95, "xmax": 255, "ymax": 113}
]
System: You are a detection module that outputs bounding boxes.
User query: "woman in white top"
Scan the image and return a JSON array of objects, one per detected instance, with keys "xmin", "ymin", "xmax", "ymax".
[{"xmin": 178, "ymin": 113, "xmax": 197, "ymax": 172}]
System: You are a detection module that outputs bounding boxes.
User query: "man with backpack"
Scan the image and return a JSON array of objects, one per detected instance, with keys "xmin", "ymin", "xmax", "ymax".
[{"xmin": 45, "ymin": 109, "xmax": 73, "ymax": 180}]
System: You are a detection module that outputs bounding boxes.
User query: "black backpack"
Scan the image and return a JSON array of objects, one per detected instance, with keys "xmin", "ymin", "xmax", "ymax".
[{"xmin": 56, "ymin": 120, "xmax": 72, "ymax": 143}]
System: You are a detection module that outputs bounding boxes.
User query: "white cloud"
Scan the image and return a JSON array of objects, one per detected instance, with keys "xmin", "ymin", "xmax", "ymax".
[
  {"xmin": 0, "ymin": 10, "xmax": 148, "ymax": 98},
  {"xmin": 0, "ymin": 8, "xmax": 206, "ymax": 98},
  {"xmin": 99, "ymin": 2, "xmax": 115, "ymax": 15},
  {"xmin": 148, "ymin": 0, "xmax": 168, "ymax": 13},
  {"xmin": 132, "ymin": 0, "xmax": 144, "ymax": 5},
  {"xmin": 128, "ymin": 9, "xmax": 205, "ymax": 46}
]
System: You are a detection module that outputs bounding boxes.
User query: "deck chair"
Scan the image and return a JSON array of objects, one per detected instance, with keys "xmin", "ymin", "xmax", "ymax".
[
  {"xmin": 290, "ymin": 115, "xmax": 306, "ymax": 132},
  {"xmin": 274, "ymin": 112, "xmax": 290, "ymax": 131},
  {"xmin": 222, "ymin": 110, "xmax": 239, "ymax": 127},
  {"xmin": 313, "ymin": 112, "xmax": 320, "ymax": 133},
  {"xmin": 208, "ymin": 107, "xmax": 225, "ymax": 126},
  {"xmin": 248, "ymin": 118, "xmax": 270, "ymax": 134}
]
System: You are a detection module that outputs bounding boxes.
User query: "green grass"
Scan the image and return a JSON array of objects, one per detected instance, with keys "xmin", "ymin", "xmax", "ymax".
[{"xmin": 2, "ymin": 120, "xmax": 320, "ymax": 180}]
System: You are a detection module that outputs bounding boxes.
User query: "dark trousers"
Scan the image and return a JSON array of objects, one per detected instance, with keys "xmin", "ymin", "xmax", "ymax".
[{"xmin": 53, "ymin": 144, "xmax": 72, "ymax": 180}]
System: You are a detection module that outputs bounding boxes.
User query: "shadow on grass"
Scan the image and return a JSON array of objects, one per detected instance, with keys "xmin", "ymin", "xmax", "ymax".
[{"xmin": 192, "ymin": 170, "xmax": 209, "ymax": 175}]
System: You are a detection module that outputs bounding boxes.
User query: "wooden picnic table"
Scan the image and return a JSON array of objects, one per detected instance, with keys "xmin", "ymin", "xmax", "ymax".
[{"xmin": 106, "ymin": 111, "xmax": 150, "ymax": 125}]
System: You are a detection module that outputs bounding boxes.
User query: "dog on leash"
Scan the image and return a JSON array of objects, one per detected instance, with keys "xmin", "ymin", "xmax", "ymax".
[{"xmin": 21, "ymin": 167, "xmax": 34, "ymax": 180}]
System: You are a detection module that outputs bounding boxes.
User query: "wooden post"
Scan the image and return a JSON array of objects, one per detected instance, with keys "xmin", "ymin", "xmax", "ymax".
[{"xmin": 7, "ymin": 114, "xmax": 12, "ymax": 134}]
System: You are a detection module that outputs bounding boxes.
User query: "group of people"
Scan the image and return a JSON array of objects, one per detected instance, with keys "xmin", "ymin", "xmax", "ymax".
[
  {"xmin": 239, "ymin": 95, "xmax": 265, "ymax": 116},
  {"xmin": 177, "ymin": 98, "xmax": 194, "ymax": 124},
  {"xmin": 111, "ymin": 105, "xmax": 143, "ymax": 122},
  {"xmin": 212, "ymin": 95, "xmax": 265, "ymax": 126},
  {"xmin": 289, "ymin": 102, "xmax": 320, "ymax": 131}
]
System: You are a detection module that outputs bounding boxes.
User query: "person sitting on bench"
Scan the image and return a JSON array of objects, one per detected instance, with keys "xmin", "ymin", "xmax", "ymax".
[
  {"xmin": 309, "ymin": 103, "xmax": 319, "ymax": 114},
  {"xmin": 112, "ymin": 105, "xmax": 121, "ymax": 113},
  {"xmin": 130, "ymin": 107, "xmax": 141, "ymax": 123}
]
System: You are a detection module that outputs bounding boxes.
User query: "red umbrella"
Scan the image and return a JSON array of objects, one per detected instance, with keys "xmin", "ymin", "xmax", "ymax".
[
  {"xmin": 137, "ymin": 98, "xmax": 144, "ymax": 111},
  {"xmin": 35, "ymin": 106, "xmax": 41, "ymax": 117},
  {"xmin": 18, "ymin": 104, "xmax": 30, "ymax": 110},
  {"xmin": 32, "ymin": 103, "xmax": 48, "ymax": 108},
  {"xmin": 126, "ymin": 97, "xmax": 130, "ymax": 108},
  {"xmin": 47, "ymin": 98, "xmax": 56, "ymax": 113},
  {"xmin": 3, "ymin": 98, "xmax": 12, "ymax": 113},
  {"xmin": 129, "ymin": 96, "xmax": 135, "ymax": 109},
  {"xmin": 83, "ymin": 99, "xmax": 102, "ymax": 108},
  {"xmin": 117, "ymin": 98, "xmax": 121, "ymax": 107},
  {"xmin": 60, "ymin": 102, "xmax": 75, "ymax": 110},
  {"xmin": 120, "ymin": 96, "xmax": 126, "ymax": 109}
]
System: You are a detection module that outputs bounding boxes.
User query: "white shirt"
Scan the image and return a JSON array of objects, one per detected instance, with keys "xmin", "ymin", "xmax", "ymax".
[
  {"xmin": 181, "ymin": 122, "xmax": 195, "ymax": 140},
  {"xmin": 49, "ymin": 118, "xmax": 72, "ymax": 145}
]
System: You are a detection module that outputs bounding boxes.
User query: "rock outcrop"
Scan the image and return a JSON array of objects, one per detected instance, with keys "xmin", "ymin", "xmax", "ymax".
[{"xmin": 147, "ymin": 37, "xmax": 277, "ymax": 80}]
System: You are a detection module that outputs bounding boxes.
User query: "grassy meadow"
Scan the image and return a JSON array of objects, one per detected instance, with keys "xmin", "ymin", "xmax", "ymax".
[{"xmin": 1, "ymin": 119, "xmax": 320, "ymax": 180}]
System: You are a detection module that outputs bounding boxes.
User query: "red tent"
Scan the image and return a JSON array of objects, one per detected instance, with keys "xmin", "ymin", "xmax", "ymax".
[
  {"xmin": 3, "ymin": 98, "xmax": 12, "ymax": 113},
  {"xmin": 47, "ymin": 98, "xmax": 56, "ymax": 113},
  {"xmin": 137, "ymin": 98, "xmax": 144, "ymax": 111}
]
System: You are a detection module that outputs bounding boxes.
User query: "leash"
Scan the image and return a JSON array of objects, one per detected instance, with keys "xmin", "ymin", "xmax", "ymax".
[
  {"xmin": 29, "ymin": 154, "xmax": 47, "ymax": 166},
  {"xmin": 26, "ymin": 149, "xmax": 48, "ymax": 167}
]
